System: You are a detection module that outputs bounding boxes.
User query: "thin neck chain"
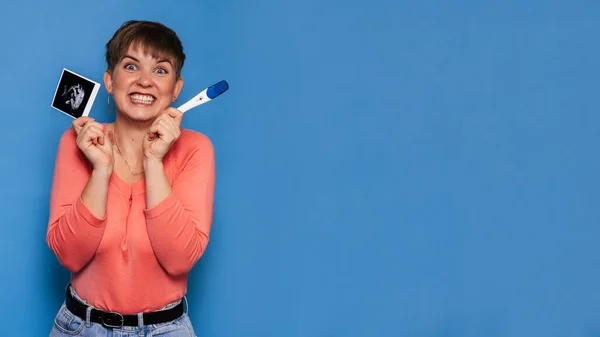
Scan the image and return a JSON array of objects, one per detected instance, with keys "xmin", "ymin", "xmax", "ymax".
[{"xmin": 113, "ymin": 126, "xmax": 144, "ymax": 176}]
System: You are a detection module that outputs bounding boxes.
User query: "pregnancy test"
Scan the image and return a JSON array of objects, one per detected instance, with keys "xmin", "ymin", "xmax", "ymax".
[{"xmin": 177, "ymin": 80, "xmax": 229, "ymax": 113}]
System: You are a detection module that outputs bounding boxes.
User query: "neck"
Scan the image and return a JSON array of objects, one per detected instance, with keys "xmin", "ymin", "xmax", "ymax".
[{"xmin": 113, "ymin": 116, "xmax": 147, "ymax": 163}]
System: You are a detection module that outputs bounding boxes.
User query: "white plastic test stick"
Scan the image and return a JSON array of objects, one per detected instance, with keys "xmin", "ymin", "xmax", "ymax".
[{"xmin": 177, "ymin": 80, "xmax": 229, "ymax": 113}]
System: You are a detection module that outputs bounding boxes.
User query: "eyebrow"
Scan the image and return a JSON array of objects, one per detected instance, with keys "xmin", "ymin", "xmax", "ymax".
[{"xmin": 122, "ymin": 54, "xmax": 173, "ymax": 66}]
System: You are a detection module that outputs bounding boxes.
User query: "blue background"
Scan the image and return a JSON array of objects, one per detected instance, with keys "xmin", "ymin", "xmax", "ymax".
[{"xmin": 1, "ymin": 0, "xmax": 600, "ymax": 336}]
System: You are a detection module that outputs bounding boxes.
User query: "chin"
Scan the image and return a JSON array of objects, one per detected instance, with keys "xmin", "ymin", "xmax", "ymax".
[{"xmin": 126, "ymin": 111, "xmax": 159, "ymax": 122}]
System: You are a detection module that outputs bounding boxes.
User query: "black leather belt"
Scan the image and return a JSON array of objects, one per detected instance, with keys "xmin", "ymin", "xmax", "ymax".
[{"xmin": 65, "ymin": 285, "xmax": 184, "ymax": 328}]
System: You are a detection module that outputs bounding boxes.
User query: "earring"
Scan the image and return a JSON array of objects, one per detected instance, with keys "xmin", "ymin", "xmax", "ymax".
[{"xmin": 107, "ymin": 94, "xmax": 115, "ymax": 114}]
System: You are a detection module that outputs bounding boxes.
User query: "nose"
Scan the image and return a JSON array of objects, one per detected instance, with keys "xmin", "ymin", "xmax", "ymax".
[{"xmin": 137, "ymin": 72, "xmax": 153, "ymax": 88}]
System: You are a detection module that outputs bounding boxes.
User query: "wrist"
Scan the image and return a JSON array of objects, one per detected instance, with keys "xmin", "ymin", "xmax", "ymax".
[
  {"xmin": 91, "ymin": 167, "xmax": 113, "ymax": 181},
  {"xmin": 143, "ymin": 157, "xmax": 163, "ymax": 170}
]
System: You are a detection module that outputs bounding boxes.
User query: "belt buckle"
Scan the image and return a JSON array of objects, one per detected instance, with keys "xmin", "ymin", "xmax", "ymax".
[{"xmin": 101, "ymin": 312, "xmax": 124, "ymax": 328}]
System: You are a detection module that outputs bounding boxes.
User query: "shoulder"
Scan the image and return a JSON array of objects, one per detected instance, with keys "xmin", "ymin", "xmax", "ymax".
[
  {"xmin": 166, "ymin": 128, "xmax": 214, "ymax": 174},
  {"xmin": 167, "ymin": 128, "xmax": 215, "ymax": 169},
  {"xmin": 60, "ymin": 127, "xmax": 76, "ymax": 141},
  {"xmin": 56, "ymin": 127, "xmax": 77, "ymax": 151},
  {"xmin": 175, "ymin": 128, "xmax": 214, "ymax": 154},
  {"xmin": 54, "ymin": 126, "xmax": 88, "ymax": 165}
]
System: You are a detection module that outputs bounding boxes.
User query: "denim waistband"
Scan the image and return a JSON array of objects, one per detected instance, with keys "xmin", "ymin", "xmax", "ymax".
[{"xmin": 68, "ymin": 284, "xmax": 183, "ymax": 312}]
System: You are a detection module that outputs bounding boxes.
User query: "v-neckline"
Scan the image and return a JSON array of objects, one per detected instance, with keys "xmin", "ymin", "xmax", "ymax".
[
  {"xmin": 103, "ymin": 123, "xmax": 146, "ymax": 197},
  {"xmin": 109, "ymin": 169, "xmax": 146, "ymax": 197}
]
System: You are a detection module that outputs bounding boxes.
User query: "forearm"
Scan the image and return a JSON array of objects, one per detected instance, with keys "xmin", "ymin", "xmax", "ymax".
[
  {"xmin": 143, "ymin": 159, "xmax": 172, "ymax": 209},
  {"xmin": 145, "ymin": 199, "xmax": 209, "ymax": 276},
  {"xmin": 80, "ymin": 169, "xmax": 111, "ymax": 218},
  {"xmin": 47, "ymin": 170, "xmax": 109, "ymax": 273},
  {"xmin": 143, "ymin": 133, "xmax": 215, "ymax": 276},
  {"xmin": 47, "ymin": 198, "xmax": 107, "ymax": 272},
  {"xmin": 143, "ymin": 157, "xmax": 212, "ymax": 276},
  {"xmin": 46, "ymin": 129, "xmax": 109, "ymax": 273}
]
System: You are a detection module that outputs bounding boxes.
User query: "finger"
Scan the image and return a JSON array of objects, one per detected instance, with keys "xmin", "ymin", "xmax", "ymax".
[
  {"xmin": 72, "ymin": 117, "xmax": 95, "ymax": 135},
  {"xmin": 166, "ymin": 108, "xmax": 183, "ymax": 126},
  {"xmin": 150, "ymin": 123, "xmax": 171, "ymax": 142},
  {"xmin": 80, "ymin": 122, "xmax": 103, "ymax": 134},
  {"xmin": 80, "ymin": 123, "xmax": 104, "ymax": 143},
  {"xmin": 98, "ymin": 135, "xmax": 114, "ymax": 152},
  {"xmin": 88, "ymin": 123, "xmax": 106, "ymax": 146},
  {"xmin": 84, "ymin": 129, "xmax": 104, "ymax": 147},
  {"xmin": 155, "ymin": 110, "xmax": 173, "ymax": 123},
  {"xmin": 86, "ymin": 128, "xmax": 104, "ymax": 143},
  {"xmin": 81, "ymin": 125, "xmax": 105, "ymax": 146},
  {"xmin": 160, "ymin": 113, "xmax": 180, "ymax": 133},
  {"xmin": 157, "ymin": 118, "xmax": 173, "ymax": 132},
  {"xmin": 156, "ymin": 108, "xmax": 181, "ymax": 127},
  {"xmin": 73, "ymin": 116, "xmax": 94, "ymax": 127},
  {"xmin": 166, "ymin": 107, "xmax": 182, "ymax": 119},
  {"xmin": 157, "ymin": 119, "xmax": 180, "ymax": 141},
  {"xmin": 78, "ymin": 123, "xmax": 94, "ymax": 143},
  {"xmin": 147, "ymin": 123, "xmax": 160, "ymax": 141}
]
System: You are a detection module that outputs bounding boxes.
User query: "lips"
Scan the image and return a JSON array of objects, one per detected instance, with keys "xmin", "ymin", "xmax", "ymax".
[{"xmin": 129, "ymin": 93, "xmax": 156, "ymax": 105}]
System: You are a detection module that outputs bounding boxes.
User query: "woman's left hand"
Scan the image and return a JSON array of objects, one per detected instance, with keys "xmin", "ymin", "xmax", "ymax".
[{"xmin": 143, "ymin": 108, "xmax": 183, "ymax": 162}]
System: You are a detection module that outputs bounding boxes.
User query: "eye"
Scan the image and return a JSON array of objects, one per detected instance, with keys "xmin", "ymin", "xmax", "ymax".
[
  {"xmin": 124, "ymin": 63, "xmax": 137, "ymax": 71},
  {"xmin": 155, "ymin": 67, "xmax": 169, "ymax": 75}
]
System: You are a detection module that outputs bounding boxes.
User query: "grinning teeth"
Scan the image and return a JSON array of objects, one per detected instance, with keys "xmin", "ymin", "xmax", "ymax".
[{"xmin": 131, "ymin": 94, "xmax": 155, "ymax": 104}]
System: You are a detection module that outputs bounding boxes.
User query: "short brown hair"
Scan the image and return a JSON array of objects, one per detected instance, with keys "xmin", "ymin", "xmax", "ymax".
[{"xmin": 105, "ymin": 20, "xmax": 186, "ymax": 78}]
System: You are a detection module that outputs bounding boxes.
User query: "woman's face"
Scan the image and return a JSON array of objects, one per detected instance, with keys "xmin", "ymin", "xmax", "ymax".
[{"xmin": 104, "ymin": 43, "xmax": 183, "ymax": 122}]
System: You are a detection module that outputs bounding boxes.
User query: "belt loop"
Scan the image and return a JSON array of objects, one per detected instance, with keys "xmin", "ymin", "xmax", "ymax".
[
  {"xmin": 137, "ymin": 312, "xmax": 144, "ymax": 336},
  {"xmin": 85, "ymin": 307, "xmax": 92, "ymax": 327}
]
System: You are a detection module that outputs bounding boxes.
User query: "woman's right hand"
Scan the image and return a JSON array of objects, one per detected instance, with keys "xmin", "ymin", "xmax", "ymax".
[{"xmin": 72, "ymin": 117, "xmax": 114, "ymax": 175}]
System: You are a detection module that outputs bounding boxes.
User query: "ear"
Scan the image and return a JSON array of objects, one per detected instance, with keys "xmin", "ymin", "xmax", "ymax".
[
  {"xmin": 103, "ymin": 70, "xmax": 114, "ymax": 94},
  {"xmin": 172, "ymin": 77, "xmax": 184, "ymax": 102}
]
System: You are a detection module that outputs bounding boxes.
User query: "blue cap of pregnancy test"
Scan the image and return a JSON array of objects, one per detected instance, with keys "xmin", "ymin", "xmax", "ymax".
[{"xmin": 207, "ymin": 80, "xmax": 229, "ymax": 99}]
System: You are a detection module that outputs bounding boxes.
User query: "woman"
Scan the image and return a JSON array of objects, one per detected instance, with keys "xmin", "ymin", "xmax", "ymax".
[{"xmin": 46, "ymin": 20, "xmax": 215, "ymax": 336}]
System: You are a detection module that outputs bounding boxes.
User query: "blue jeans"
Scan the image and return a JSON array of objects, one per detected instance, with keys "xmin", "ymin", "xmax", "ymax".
[{"xmin": 48, "ymin": 302, "xmax": 197, "ymax": 337}]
